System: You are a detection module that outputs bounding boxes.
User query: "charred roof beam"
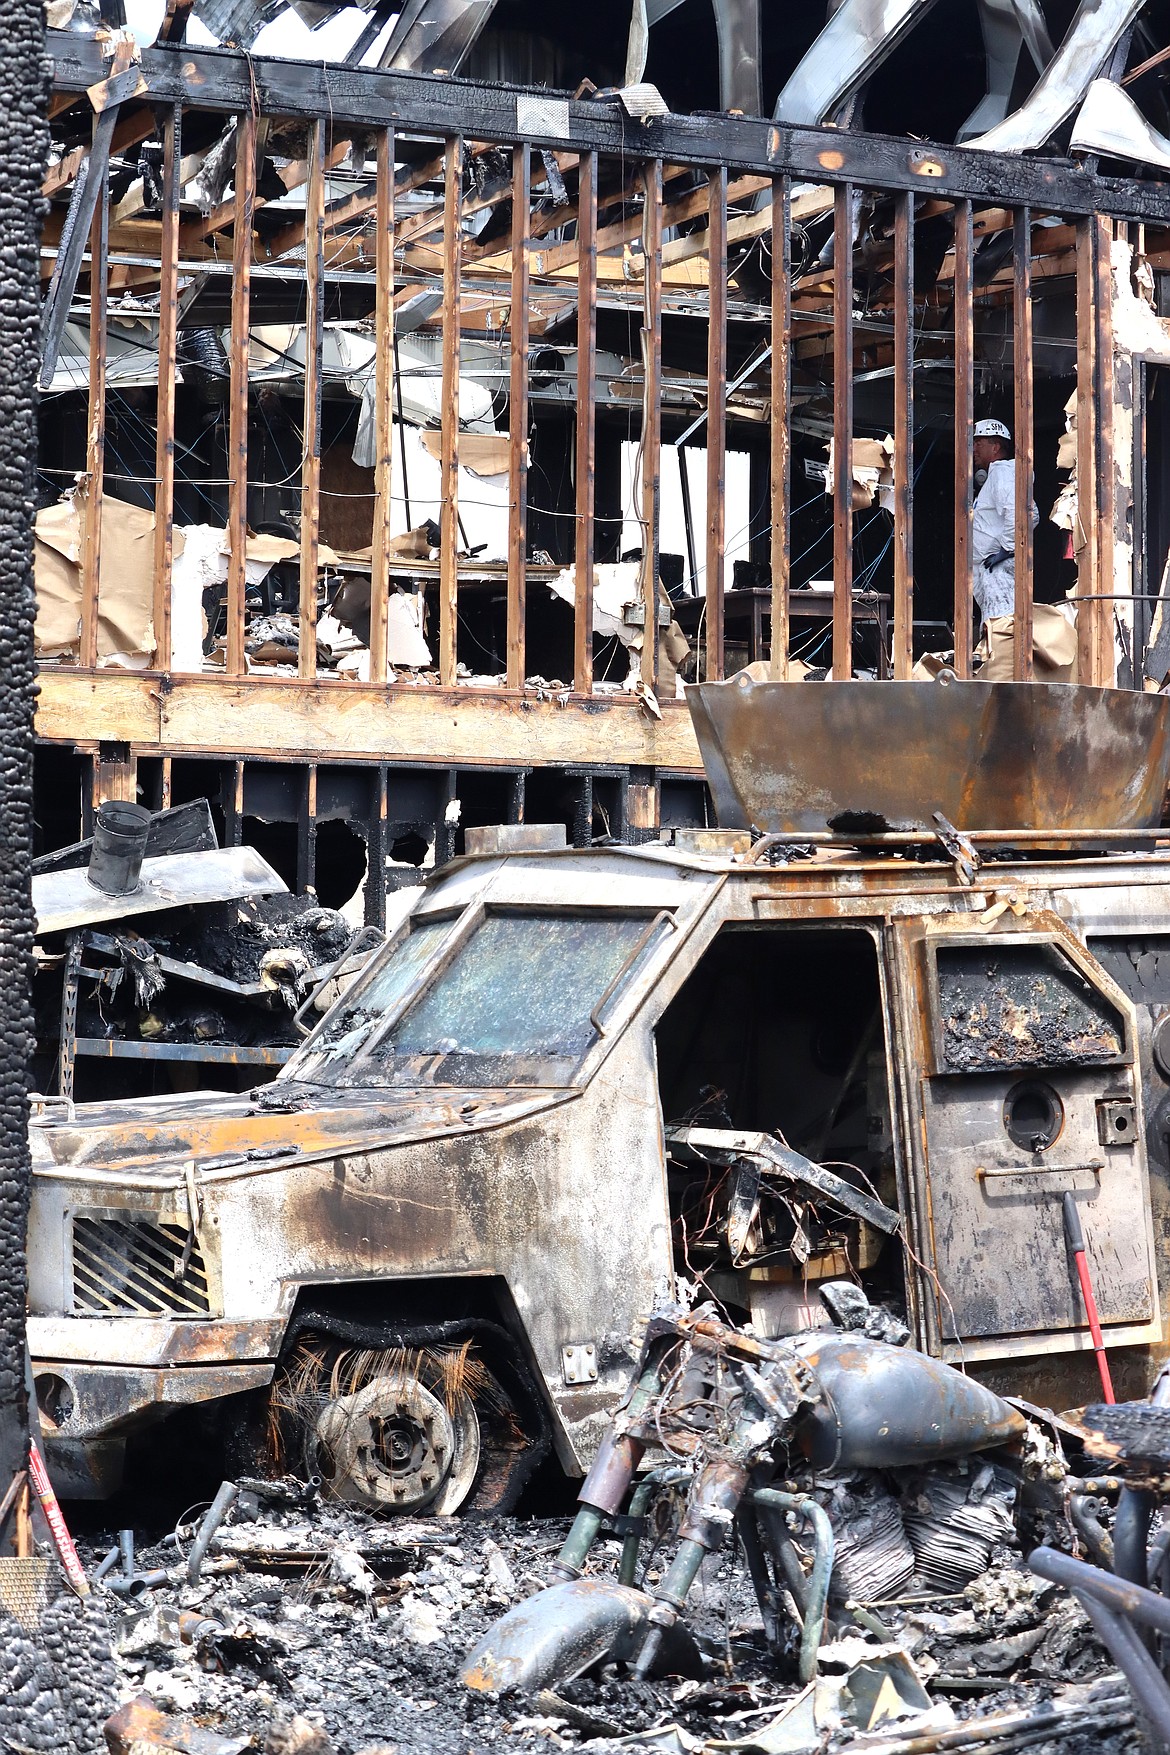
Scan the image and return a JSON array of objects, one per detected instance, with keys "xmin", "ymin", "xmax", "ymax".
[{"xmin": 44, "ymin": 27, "xmax": 1170, "ymax": 224}]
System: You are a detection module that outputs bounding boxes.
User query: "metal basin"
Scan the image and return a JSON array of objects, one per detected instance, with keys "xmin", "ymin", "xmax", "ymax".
[{"xmin": 687, "ymin": 678, "xmax": 1170, "ymax": 835}]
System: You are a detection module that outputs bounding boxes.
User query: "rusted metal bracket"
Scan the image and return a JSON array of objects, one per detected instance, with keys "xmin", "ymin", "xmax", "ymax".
[
  {"xmin": 932, "ymin": 810, "xmax": 982, "ymax": 886},
  {"xmin": 665, "ymin": 1125, "xmax": 901, "ymax": 1235},
  {"xmin": 57, "ymin": 932, "xmax": 83, "ymax": 1104}
]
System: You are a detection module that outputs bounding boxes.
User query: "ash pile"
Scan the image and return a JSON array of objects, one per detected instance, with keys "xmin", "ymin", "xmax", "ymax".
[{"xmin": 70, "ymin": 1295, "xmax": 1161, "ymax": 1755}]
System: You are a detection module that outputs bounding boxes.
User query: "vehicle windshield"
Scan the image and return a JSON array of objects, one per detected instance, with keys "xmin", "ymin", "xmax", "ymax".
[{"xmin": 295, "ymin": 908, "xmax": 669, "ymax": 1088}]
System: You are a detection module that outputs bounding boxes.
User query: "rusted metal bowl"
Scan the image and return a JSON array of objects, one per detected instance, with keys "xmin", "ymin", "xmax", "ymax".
[{"xmin": 687, "ymin": 677, "xmax": 1170, "ymax": 834}]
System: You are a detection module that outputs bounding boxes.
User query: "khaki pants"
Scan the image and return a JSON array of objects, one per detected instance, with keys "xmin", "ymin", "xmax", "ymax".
[{"xmin": 977, "ymin": 603, "xmax": 1077, "ymax": 682}]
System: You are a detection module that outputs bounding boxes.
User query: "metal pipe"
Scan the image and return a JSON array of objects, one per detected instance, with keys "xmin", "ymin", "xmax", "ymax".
[
  {"xmin": 849, "ymin": 1605, "xmax": 895, "ymax": 1640},
  {"xmin": 677, "ymin": 448, "xmax": 698, "ymax": 600},
  {"xmin": 550, "ymin": 1506, "xmax": 605, "ymax": 1583},
  {"xmin": 1078, "ymin": 1595, "xmax": 1170, "ymax": 1749},
  {"xmin": 1114, "ymin": 1489, "xmax": 1156, "ymax": 1594},
  {"xmin": 1070, "ymin": 1495, "xmax": 1114, "ymax": 1570},
  {"xmin": 1147, "ymin": 1523, "xmax": 1170, "ymax": 1589},
  {"xmin": 118, "ymin": 1528, "xmax": 135, "ymax": 1580},
  {"xmin": 554, "ymin": 1356, "xmax": 666, "ymax": 1581},
  {"xmin": 764, "ymin": 1512, "xmax": 810, "ymax": 1614},
  {"xmin": 618, "ymin": 1466, "xmax": 690, "ymax": 1588},
  {"xmin": 737, "ymin": 1509, "xmax": 782, "ymax": 1650},
  {"xmin": 633, "ymin": 1535, "xmax": 707, "ymax": 1679},
  {"xmin": 187, "ymin": 1480, "xmax": 237, "ymax": 1585},
  {"xmin": 104, "ymin": 1558, "xmax": 239, "ymax": 1596},
  {"xmin": 1030, "ymin": 1545, "xmax": 1170, "ymax": 1634},
  {"xmin": 394, "ymin": 334, "xmax": 412, "ymax": 527},
  {"xmin": 106, "ymin": 1568, "xmax": 171, "ymax": 1597},
  {"xmin": 753, "ymin": 1488, "xmax": 835, "ymax": 1684},
  {"xmin": 92, "ymin": 1545, "xmax": 119, "ymax": 1582}
]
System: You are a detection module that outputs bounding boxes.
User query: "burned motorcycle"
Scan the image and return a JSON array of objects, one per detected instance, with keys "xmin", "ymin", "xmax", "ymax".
[{"xmin": 462, "ymin": 1299, "xmax": 1029, "ymax": 1695}]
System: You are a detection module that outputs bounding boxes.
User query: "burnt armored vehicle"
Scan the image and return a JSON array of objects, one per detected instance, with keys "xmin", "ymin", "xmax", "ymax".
[{"xmin": 25, "ymin": 680, "xmax": 1170, "ymax": 1509}]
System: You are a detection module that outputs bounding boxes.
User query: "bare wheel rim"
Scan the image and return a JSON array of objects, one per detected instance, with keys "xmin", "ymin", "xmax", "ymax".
[{"xmin": 312, "ymin": 1372, "xmax": 481, "ymax": 1514}]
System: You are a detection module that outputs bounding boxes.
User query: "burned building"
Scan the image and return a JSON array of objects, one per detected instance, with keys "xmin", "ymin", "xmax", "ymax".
[
  {"xmin": 35, "ymin": 0, "xmax": 1170, "ymax": 944},
  {"xmin": 25, "ymin": 17, "xmax": 1170, "ymax": 1751}
]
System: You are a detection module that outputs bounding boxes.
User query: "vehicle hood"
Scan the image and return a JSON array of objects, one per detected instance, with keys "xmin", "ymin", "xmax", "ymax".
[{"xmin": 29, "ymin": 1082, "xmax": 576, "ymax": 1183}]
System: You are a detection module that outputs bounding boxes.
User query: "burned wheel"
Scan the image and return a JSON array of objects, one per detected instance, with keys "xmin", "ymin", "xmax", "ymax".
[
  {"xmin": 313, "ymin": 1371, "xmax": 480, "ymax": 1514},
  {"xmin": 268, "ymin": 1318, "xmax": 550, "ymax": 1516}
]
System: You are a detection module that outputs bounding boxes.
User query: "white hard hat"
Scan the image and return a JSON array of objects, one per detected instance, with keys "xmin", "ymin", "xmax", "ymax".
[{"xmin": 974, "ymin": 418, "xmax": 1011, "ymax": 441}]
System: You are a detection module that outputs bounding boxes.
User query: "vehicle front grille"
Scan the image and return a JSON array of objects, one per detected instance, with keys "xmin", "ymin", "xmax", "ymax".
[{"xmin": 71, "ymin": 1215, "xmax": 211, "ymax": 1316}]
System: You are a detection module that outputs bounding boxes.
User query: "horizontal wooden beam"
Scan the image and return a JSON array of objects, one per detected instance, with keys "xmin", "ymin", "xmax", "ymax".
[
  {"xmin": 187, "ymin": 132, "xmax": 353, "ymax": 245},
  {"xmin": 261, "ymin": 147, "xmax": 446, "ymax": 263},
  {"xmin": 34, "ymin": 670, "xmax": 704, "ymax": 772},
  {"xmin": 45, "ymin": 30, "xmax": 1170, "ymax": 223}
]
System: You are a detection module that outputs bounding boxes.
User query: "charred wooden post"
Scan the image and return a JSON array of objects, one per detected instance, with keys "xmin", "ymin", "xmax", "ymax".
[
  {"xmin": 574, "ymin": 150, "xmax": 597, "ymax": 696},
  {"xmin": 1094, "ymin": 213, "xmax": 1117, "ymax": 687},
  {"xmin": 227, "ymin": 110, "xmax": 256, "ymax": 679},
  {"xmin": 952, "ymin": 200, "xmax": 975, "ymax": 679},
  {"xmin": 705, "ymin": 167, "xmax": 727, "ymax": 685},
  {"xmin": 1012, "ymin": 208, "xmax": 1035, "ymax": 682},
  {"xmin": 369, "ymin": 127, "xmax": 395, "ymax": 685},
  {"xmin": 368, "ymin": 764, "xmax": 390, "ymax": 929},
  {"xmin": 439, "ymin": 135, "xmax": 463, "ymax": 687},
  {"xmin": 831, "ymin": 182, "xmax": 854, "ymax": 681},
  {"xmin": 95, "ymin": 744, "xmax": 137, "ymax": 805},
  {"xmin": 79, "ymin": 113, "xmax": 108, "ymax": 674},
  {"xmin": 640, "ymin": 159, "xmax": 663, "ymax": 693},
  {"xmin": 152, "ymin": 102, "xmax": 181, "ymax": 673},
  {"xmin": 507, "ymin": 144, "xmax": 529, "ymax": 692},
  {"xmin": 227, "ymin": 757, "xmax": 245, "ymax": 845},
  {"xmin": 1075, "ymin": 215, "xmax": 1099, "ymax": 688},
  {"xmin": 298, "ymin": 118, "xmax": 326, "ymax": 680},
  {"xmin": 892, "ymin": 191, "xmax": 914, "ymax": 680},
  {"xmin": 768, "ymin": 176, "xmax": 790, "ymax": 680},
  {"xmin": 298, "ymin": 764, "xmax": 318, "ymax": 892}
]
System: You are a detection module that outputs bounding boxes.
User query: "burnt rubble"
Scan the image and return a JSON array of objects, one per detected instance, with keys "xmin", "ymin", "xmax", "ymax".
[
  {"xmin": 72, "ymin": 1489, "xmax": 1138, "ymax": 1755},
  {"xmin": 33, "ymin": 869, "xmax": 368, "ymax": 1103},
  {"xmin": 47, "ymin": 1303, "xmax": 1162, "ymax": 1755}
]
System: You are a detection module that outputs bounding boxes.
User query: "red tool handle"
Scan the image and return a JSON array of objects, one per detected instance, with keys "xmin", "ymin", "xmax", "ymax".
[
  {"xmin": 27, "ymin": 1440, "xmax": 89, "ymax": 1595},
  {"xmin": 1063, "ymin": 1192, "xmax": 1115, "ymax": 1404}
]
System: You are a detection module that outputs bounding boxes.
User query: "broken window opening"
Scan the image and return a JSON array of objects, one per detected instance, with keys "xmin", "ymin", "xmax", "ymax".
[
  {"xmin": 294, "ymin": 905, "xmax": 673, "ymax": 1087},
  {"xmin": 932, "ymin": 940, "xmax": 1127, "ymax": 1075},
  {"xmin": 655, "ymin": 924, "xmax": 903, "ymax": 1332}
]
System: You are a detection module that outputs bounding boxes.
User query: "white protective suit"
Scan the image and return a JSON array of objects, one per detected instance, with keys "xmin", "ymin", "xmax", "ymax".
[{"xmin": 972, "ymin": 457, "xmax": 1037, "ymax": 620}]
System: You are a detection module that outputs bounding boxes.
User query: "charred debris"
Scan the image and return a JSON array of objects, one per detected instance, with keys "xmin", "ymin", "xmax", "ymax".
[
  {"xmin": 31, "ymin": 797, "xmax": 378, "ymax": 1102},
  {"xmin": 20, "ymin": 675, "xmax": 1170, "ymax": 1754},
  {"xmin": 24, "ymin": 4, "xmax": 1170, "ymax": 1755},
  {"xmin": 44, "ymin": 1295, "xmax": 1170, "ymax": 1755}
]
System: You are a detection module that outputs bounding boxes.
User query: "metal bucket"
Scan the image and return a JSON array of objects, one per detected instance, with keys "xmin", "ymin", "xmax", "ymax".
[
  {"xmin": 687, "ymin": 677, "xmax": 1170, "ymax": 835},
  {"xmin": 87, "ymin": 800, "xmax": 150, "ymax": 896}
]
